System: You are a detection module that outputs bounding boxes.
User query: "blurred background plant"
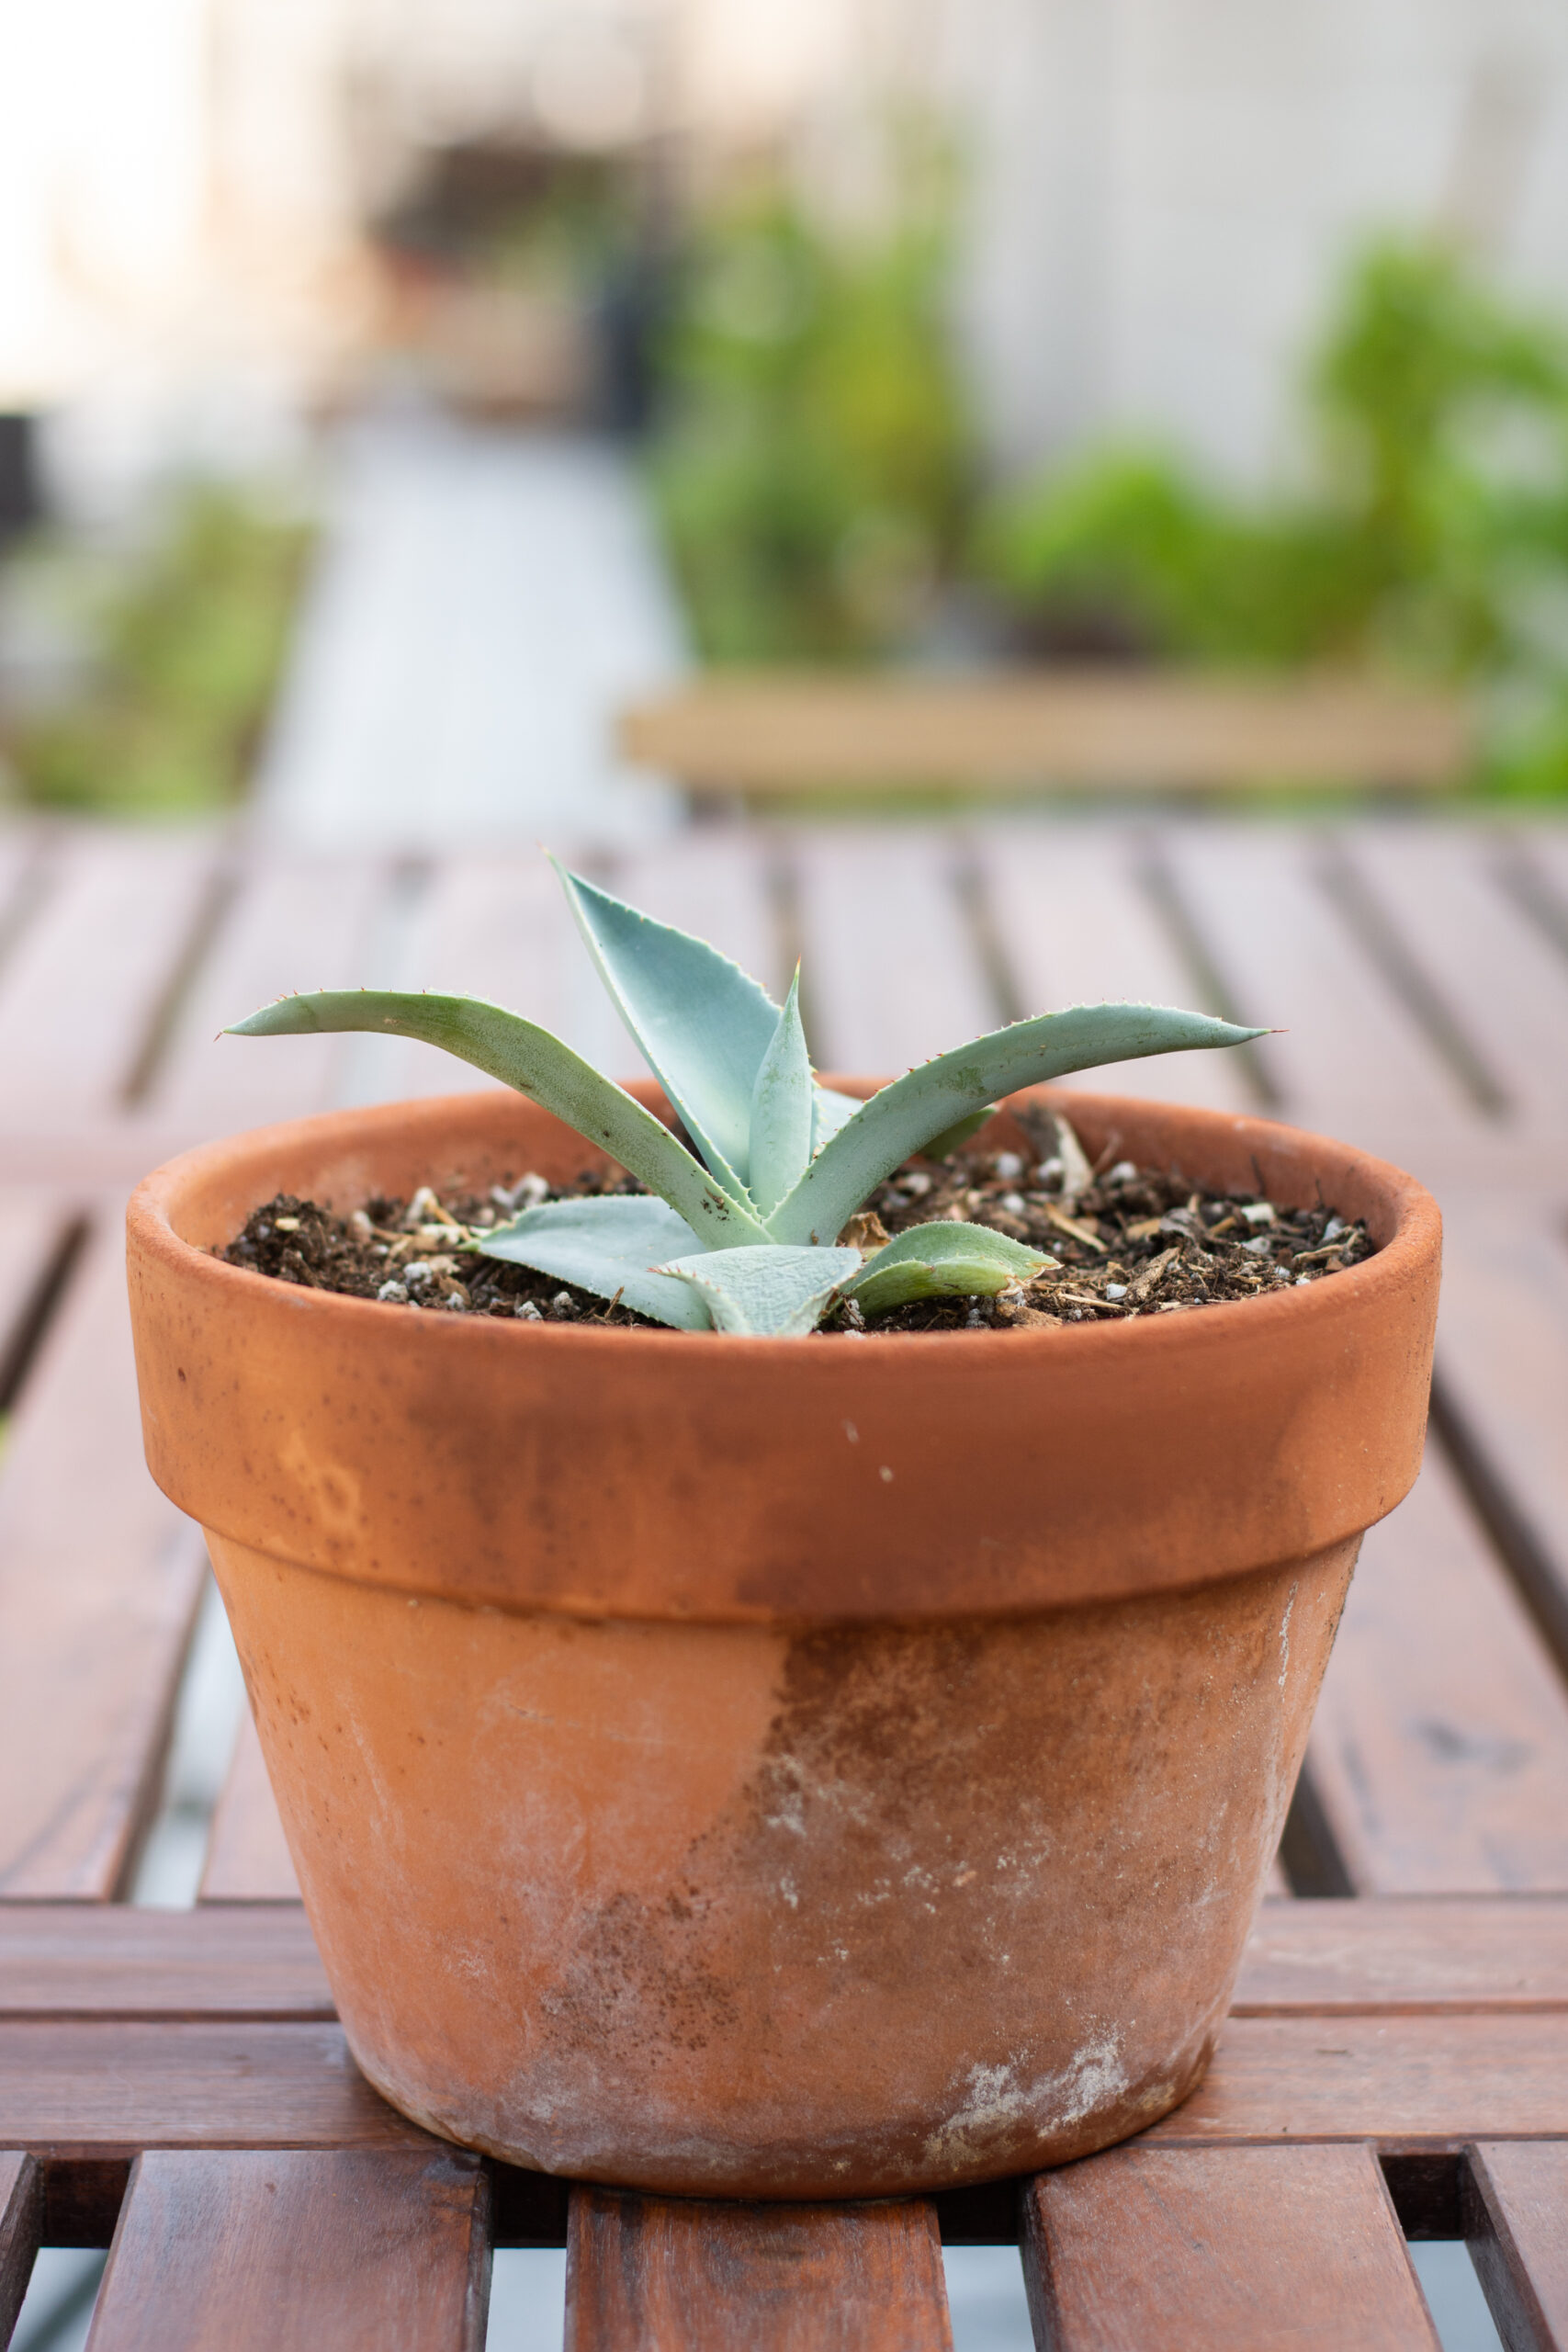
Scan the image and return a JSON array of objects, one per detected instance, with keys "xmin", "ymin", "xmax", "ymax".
[
  {"xmin": 646, "ymin": 138, "xmax": 974, "ymax": 665},
  {"xmin": 0, "ymin": 480, "xmax": 312, "ymax": 817},
  {"xmin": 978, "ymin": 238, "xmax": 1568, "ymax": 792}
]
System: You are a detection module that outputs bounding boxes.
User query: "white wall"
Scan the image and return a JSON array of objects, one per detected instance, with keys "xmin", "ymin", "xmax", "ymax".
[{"xmin": 937, "ymin": 0, "xmax": 1568, "ymax": 487}]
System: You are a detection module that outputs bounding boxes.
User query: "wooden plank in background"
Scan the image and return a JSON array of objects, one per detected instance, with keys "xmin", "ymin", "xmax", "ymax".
[
  {"xmin": 1146, "ymin": 2013, "xmax": 1568, "ymax": 2145},
  {"xmin": 149, "ymin": 855, "xmax": 389, "ymax": 1133},
  {"xmin": 0, "ymin": 1905, "xmax": 330, "ymax": 2018},
  {"xmin": 1154, "ymin": 825, "xmax": 1471, "ymax": 1132},
  {"xmin": 1434, "ymin": 1193, "xmax": 1568, "ymax": 1671},
  {"xmin": 0, "ymin": 2152, "xmax": 42, "ymax": 2349},
  {"xmin": 199, "ymin": 1713, "xmax": 301, "ymax": 1903},
  {"xmin": 6, "ymin": 1893, "xmax": 1564, "ymax": 2023},
  {"xmin": 1306, "ymin": 1448, "xmax": 1568, "ymax": 1892},
  {"xmin": 615, "ymin": 833, "xmax": 787, "ymax": 997},
  {"xmin": 1336, "ymin": 826, "xmax": 1568, "ymax": 1128},
  {"xmin": 619, "ymin": 675, "xmax": 1469, "ymax": 791},
  {"xmin": 1234, "ymin": 1899, "xmax": 1568, "ymax": 2014},
  {"xmin": 0, "ymin": 831, "xmax": 215, "ymax": 1125},
  {"xmin": 977, "ymin": 825, "xmax": 1255, "ymax": 1110},
  {"xmin": 0, "ymin": 1224, "xmax": 209, "ymax": 1898},
  {"xmin": 1466, "ymin": 2141, "xmax": 1568, "ymax": 2352},
  {"xmin": 360, "ymin": 856, "xmax": 625, "ymax": 1106},
  {"xmin": 0, "ymin": 2021, "xmax": 433, "ymax": 2152},
  {"xmin": 565, "ymin": 2188, "xmax": 952, "ymax": 2352},
  {"xmin": 1023, "ymin": 2143, "xmax": 1437, "ymax": 2350},
  {"xmin": 792, "ymin": 830, "xmax": 995, "ymax": 1073},
  {"xmin": 88, "ymin": 2150, "xmax": 489, "ymax": 2352}
]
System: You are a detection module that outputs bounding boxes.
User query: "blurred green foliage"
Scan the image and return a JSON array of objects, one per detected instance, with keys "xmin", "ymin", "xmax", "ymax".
[
  {"xmin": 649, "ymin": 169, "xmax": 972, "ymax": 663},
  {"xmin": 981, "ymin": 240, "xmax": 1568, "ymax": 790},
  {"xmin": 4, "ymin": 481, "xmax": 311, "ymax": 817}
]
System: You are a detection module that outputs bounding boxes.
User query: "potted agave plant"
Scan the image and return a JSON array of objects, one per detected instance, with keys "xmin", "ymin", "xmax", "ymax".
[{"xmin": 127, "ymin": 855, "xmax": 1439, "ymax": 2198}]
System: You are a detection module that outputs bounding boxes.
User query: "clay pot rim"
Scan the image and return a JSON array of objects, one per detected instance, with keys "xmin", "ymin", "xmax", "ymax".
[{"xmin": 129, "ymin": 1081, "xmax": 1438, "ymax": 1369}]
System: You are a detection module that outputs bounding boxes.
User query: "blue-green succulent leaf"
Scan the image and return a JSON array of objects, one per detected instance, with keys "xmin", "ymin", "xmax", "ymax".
[
  {"xmin": 552, "ymin": 857, "xmax": 777, "ymax": 1194},
  {"xmin": 748, "ymin": 970, "xmax": 815, "ymax": 1215},
  {"xmin": 657, "ymin": 1243, "xmax": 862, "ymax": 1337},
  {"xmin": 226, "ymin": 990, "xmax": 767, "ymax": 1248},
  {"xmin": 476, "ymin": 1195, "xmax": 712, "ymax": 1330},
  {"xmin": 811, "ymin": 1084, "xmax": 862, "ymax": 1153},
  {"xmin": 847, "ymin": 1221, "xmax": 1054, "ymax": 1317},
  {"xmin": 767, "ymin": 1003, "xmax": 1263, "ymax": 1245},
  {"xmin": 917, "ymin": 1108, "xmax": 996, "ymax": 1161}
]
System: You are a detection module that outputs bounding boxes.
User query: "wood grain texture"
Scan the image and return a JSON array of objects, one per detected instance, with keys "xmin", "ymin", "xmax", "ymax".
[
  {"xmin": 1153, "ymin": 825, "xmax": 1467, "ymax": 1132},
  {"xmin": 619, "ymin": 675, "xmax": 1469, "ymax": 790},
  {"xmin": 976, "ymin": 825, "xmax": 1253, "ymax": 1110},
  {"xmin": 1306, "ymin": 1447, "xmax": 1568, "ymax": 1892},
  {"xmin": 198, "ymin": 1712, "xmax": 301, "ymax": 1902},
  {"xmin": 0, "ymin": 831, "xmax": 215, "ymax": 1125},
  {"xmin": 148, "ymin": 855, "xmax": 387, "ymax": 1131},
  {"xmin": 1466, "ymin": 2141, "xmax": 1568, "ymax": 2352},
  {"xmin": 1336, "ymin": 826, "xmax": 1568, "ymax": 1128},
  {"xmin": 1145, "ymin": 2014, "xmax": 1568, "ymax": 2145},
  {"xmin": 0, "ymin": 2151, "xmax": 43, "ymax": 2348},
  {"xmin": 87, "ymin": 2149, "xmax": 489, "ymax": 2352},
  {"xmin": 1434, "ymin": 1193, "xmax": 1568, "ymax": 1672},
  {"xmin": 565, "ymin": 2188, "xmax": 951, "ymax": 2352},
  {"xmin": 1024, "ymin": 2143, "xmax": 1438, "ymax": 2349},
  {"xmin": 0, "ymin": 2022, "xmax": 434, "ymax": 2153},
  {"xmin": 1235, "ymin": 1899, "xmax": 1568, "ymax": 2014},
  {"xmin": 0, "ymin": 1905, "xmax": 329, "ymax": 2018},
  {"xmin": 0, "ymin": 1223, "xmax": 209, "ymax": 1897},
  {"xmin": 792, "ymin": 828, "xmax": 995, "ymax": 1071}
]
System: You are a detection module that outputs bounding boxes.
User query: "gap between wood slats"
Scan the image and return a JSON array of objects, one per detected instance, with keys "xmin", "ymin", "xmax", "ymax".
[
  {"xmin": 1464, "ymin": 2141, "xmax": 1568, "ymax": 2351},
  {"xmin": 0, "ymin": 2150, "xmax": 43, "ymax": 2346}
]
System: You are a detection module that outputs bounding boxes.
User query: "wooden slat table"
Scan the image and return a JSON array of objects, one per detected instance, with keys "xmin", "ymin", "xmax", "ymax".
[{"xmin": 2, "ymin": 810, "xmax": 1566, "ymax": 2346}]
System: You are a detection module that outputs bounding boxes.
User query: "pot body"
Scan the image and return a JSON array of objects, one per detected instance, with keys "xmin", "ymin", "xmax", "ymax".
[{"xmin": 127, "ymin": 1084, "xmax": 1440, "ymax": 2197}]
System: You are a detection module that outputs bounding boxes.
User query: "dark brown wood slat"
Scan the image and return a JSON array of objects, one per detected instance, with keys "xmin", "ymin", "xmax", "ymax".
[
  {"xmin": 87, "ymin": 2150, "xmax": 489, "ymax": 2352},
  {"xmin": 1145, "ymin": 2013, "xmax": 1568, "ymax": 2145},
  {"xmin": 1433, "ymin": 1193, "xmax": 1568, "ymax": 1672},
  {"xmin": 1, "ymin": 2151, "xmax": 43, "ymax": 2347},
  {"xmin": 615, "ymin": 833, "xmax": 788, "ymax": 996},
  {"xmin": 0, "ymin": 2022, "xmax": 433, "ymax": 2153},
  {"xmin": 793, "ymin": 828, "xmax": 995, "ymax": 1072},
  {"xmin": 1023, "ymin": 2143, "xmax": 1438, "ymax": 2349},
  {"xmin": 1235, "ymin": 1899, "xmax": 1568, "ymax": 2013},
  {"xmin": 148, "ymin": 854, "xmax": 389, "ymax": 1131},
  {"xmin": 977, "ymin": 825, "xmax": 1254, "ymax": 1110},
  {"xmin": 0, "ymin": 830, "xmax": 216, "ymax": 1125},
  {"xmin": 1336, "ymin": 826, "xmax": 1568, "ymax": 1127},
  {"xmin": 0, "ymin": 1905, "xmax": 330, "ymax": 2018},
  {"xmin": 565, "ymin": 2188, "xmax": 952, "ymax": 2352},
  {"xmin": 1306, "ymin": 1447, "xmax": 1568, "ymax": 1891},
  {"xmin": 198, "ymin": 1713, "xmax": 301, "ymax": 1902},
  {"xmin": 1467, "ymin": 2141, "xmax": 1568, "ymax": 2351},
  {"xmin": 0, "ymin": 1224, "xmax": 209, "ymax": 1898},
  {"xmin": 1154, "ymin": 823, "xmax": 1470, "ymax": 1133},
  {"xmin": 8, "ymin": 1893, "xmax": 1566, "ymax": 2022}
]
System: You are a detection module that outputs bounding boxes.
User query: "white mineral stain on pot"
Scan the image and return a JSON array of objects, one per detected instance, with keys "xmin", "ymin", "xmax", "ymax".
[
  {"xmin": 923, "ymin": 2031, "xmax": 1129, "ymax": 2168},
  {"xmin": 879, "ymin": 1465, "xmax": 894, "ymax": 1482},
  {"xmin": 1278, "ymin": 1581, "xmax": 1298, "ymax": 1687}
]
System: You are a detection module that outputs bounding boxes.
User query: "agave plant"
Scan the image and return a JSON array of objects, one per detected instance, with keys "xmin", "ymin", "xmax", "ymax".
[{"xmin": 229, "ymin": 857, "xmax": 1261, "ymax": 1336}]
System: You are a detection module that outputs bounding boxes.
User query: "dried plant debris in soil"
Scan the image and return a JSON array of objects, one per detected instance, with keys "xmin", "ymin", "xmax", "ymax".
[{"xmin": 223, "ymin": 1140, "xmax": 1374, "ymax": 1335}]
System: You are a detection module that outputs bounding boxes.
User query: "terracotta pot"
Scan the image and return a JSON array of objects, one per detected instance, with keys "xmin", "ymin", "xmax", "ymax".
[{"xmin": 127, "ymin": 1083, "xmax": 1439, "ymax": 2199}]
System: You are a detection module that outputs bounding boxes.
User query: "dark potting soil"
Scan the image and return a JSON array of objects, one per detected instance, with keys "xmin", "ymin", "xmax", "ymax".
[{"xmin": 221, "ymin": 1118, "xmax": 1375, "ymax": 1336}]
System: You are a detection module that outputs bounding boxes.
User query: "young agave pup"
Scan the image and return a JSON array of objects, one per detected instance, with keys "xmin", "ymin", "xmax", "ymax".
[{"xmin": 231, "ymin": 857, "xmax": 1262, "ymax": 1337}]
